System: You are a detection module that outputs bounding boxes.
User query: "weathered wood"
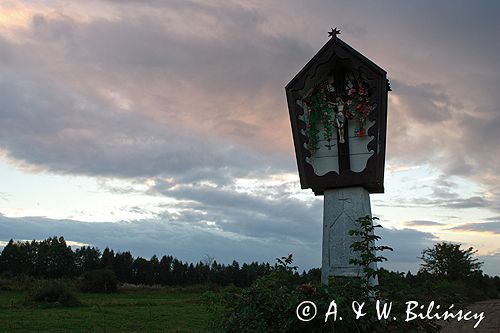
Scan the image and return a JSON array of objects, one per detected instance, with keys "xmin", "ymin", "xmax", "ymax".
[
  {"xmin": 285, "ymin": 35, "xmax": 388, "ymax": 195},
  {"xmin": 301, "ymin": 119, "xmax": 374, "ymax": 176}
]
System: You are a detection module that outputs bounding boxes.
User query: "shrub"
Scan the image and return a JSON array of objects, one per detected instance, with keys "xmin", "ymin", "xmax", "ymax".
[
  {"xmin": 79, "ymin": 269, "xmax": 118, "ymax": 293},
  {"xmin": 0, "ymin": 274, "xmax": 36, "ymax": 291},
  {"xmin": 205, "ymin": 216, "xmax": 442, "ymax": 333},
  {"xmin": 27, "ymin": 280, "xmax": 80, "ymax": 307}
]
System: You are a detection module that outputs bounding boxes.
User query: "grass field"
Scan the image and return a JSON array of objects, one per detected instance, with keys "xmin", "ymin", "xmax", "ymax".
[{"xmin": 0, "ymin": 288, "xmax": 213, "ymax": 333}]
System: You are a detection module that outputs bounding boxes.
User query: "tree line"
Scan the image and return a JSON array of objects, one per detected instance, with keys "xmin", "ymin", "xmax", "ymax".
[
  {"xmin": 0, "ymin": 236, "xmax": 315, "ymax": 287},
  {"xmin": 2, "ymin": 236, "xmax": 498, "ymax": 295}
]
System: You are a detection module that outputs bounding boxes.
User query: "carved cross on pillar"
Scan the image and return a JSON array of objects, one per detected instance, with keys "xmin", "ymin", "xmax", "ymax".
[
  {"xmin": 337, "ymin": 197, "xmax": 351, "ymax": 205},
  {"xmin": 325, "ymin": 141, "xmax": 336, "ymax": 150}
]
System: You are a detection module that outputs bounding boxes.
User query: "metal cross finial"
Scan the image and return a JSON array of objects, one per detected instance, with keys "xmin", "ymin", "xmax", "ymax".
[{"xmin": 328, "ymin": 27, "xmax": 341, "ymax": 38}]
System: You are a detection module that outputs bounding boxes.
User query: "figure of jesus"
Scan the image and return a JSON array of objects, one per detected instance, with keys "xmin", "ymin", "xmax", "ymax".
[{"xmin": 335, "ymin": 98, "xmax": 346, "ymax": 143}]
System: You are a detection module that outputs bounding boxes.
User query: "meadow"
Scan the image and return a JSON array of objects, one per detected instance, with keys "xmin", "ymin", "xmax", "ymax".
[{"xmin": 0, "ymin": 288, "xmax": 212, "ymax": 333}]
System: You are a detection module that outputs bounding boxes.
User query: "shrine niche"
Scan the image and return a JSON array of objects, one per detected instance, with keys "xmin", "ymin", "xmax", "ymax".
[{"xmin": 286, "ymin": 33, "xmax": 389, "ymax": 195}]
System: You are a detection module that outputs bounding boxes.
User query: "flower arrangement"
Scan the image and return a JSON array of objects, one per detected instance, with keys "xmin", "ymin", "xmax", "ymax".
[
  {"xmin": 304, "ymin": 82, "xmax": 336, "ymax": 151},
  {"xmin": 344, "ymin": 73, "xmax": 376, "ymax": 129},
  {"xmin": 302, "ymin": 73, "xmax": 376, "ymax": 152}
]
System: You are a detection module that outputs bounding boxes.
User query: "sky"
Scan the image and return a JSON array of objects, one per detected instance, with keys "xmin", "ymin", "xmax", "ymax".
[{"xmin": 0, "ymin": 0, "xmax": 499, "ymax": 275}]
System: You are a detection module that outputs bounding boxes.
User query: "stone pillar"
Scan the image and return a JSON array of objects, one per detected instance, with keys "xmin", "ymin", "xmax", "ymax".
[{"xmin": 321, "ymin": 186, "xmax": 378, "ymax": 284}]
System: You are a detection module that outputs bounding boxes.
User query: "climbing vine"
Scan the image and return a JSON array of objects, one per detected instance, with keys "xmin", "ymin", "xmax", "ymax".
[{"xmin": 302, "ymin": 72, "xmax": 376, "ymax": 151}]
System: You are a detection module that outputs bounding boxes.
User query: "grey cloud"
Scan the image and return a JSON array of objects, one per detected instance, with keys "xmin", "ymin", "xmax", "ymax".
[
  {"xmin": 378, "ymin": 227, "xmax": 437, "ymax": 273},
  {"xmin": 404, "ymin": 220, "xmax": 443, "ymax": 227},
  {"xmin": 0, "ymin": 62, "xmax": 289, "ymax": 181},
  {"xmin": 0, "ymin": 213, "xmax": 321, "ymax": 270},
  {"xmin": 480, "ymin": 252, "xmax": 500, "ymax": 277},
  {"xmin": 448, "ymin": 222, "xmax": 500, "ymax": 235},
  {"xmin": 0, "ymin": 192, "xmax": 8, "ymax": 201},
  {"xmin": 2, "ymin": 212, "xmax": 498, "ymax": 275},
  {"xmin": 391, "ymin": 81, "xmax": 459, "ymax": 124},
  {"xmin": 377, "ymin": 194, "xmax": 497, "ymax": 212},
  {"xmin": 152, "ymin": 181, "xmax": 323, "ymax": 244},
  {"xmin": 0, "ymin": 213, "xmax": 437, "ymax": 274},
  {"xmin": 0, "ymin": 6, "xmax": 306, "ymax": 181},
  {"xmin": 1, "ymin": 1, "xmax": 499, "ymax": 195}
]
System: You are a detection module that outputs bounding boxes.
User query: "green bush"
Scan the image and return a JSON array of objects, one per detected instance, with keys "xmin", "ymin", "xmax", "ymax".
[
  {"xmin": 205, "ymin": 217, "xmax": 442, "ymax": 333},
  {"xmin": 79, "ymin": 269, "xmax": 118, "ymax": 293},
  {"xmin": 0, "ymin": 274, "xmax": 36, "ymax": 291},
  {"xmin": 27, "ymin": 280, "xmax": 80, "ymax": 307}
]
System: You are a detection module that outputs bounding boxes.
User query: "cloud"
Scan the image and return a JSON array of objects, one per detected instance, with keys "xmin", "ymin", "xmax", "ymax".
[
  {"xmin": 0, "ymin": 5, "xmax": 308, "ymax": 183},
  {"xmin": 0, "ymin": 1, "xmax": 498, "ymax": 198},
  {"xmin": 2, "ymin": 211, "xmax": 499, "ymax": 275},
  {"xmin": 0, "ymin": 2, "xmax": 498, "ymax": 185},
  {"xmin": 0, "ymin": 213, "xmax": 438, "ymax": 273},
  {"xmin": 448, "ymin": 222, "xmax": 500, "ymax": 235},
  {"xmin": 378, "ymin": 227, "xmax": 437, "ymax": 273},
  {"xmin": 0, "ymin": 213, "xmax": 322, "ymax": 270},
  {"xmin": 480, "ymin": 251, "xmax": 500, "ymax": 277},
  {"xmin": 416, "ymin": 196, "xmax": 494, "ymax": 210},
  {"xmin": 151, "ymin": 180, "xmax": 323, "ymax": 243},
  {"xmin": 404, "ymin": 220, "xmax": 443, "ymax": 227}
]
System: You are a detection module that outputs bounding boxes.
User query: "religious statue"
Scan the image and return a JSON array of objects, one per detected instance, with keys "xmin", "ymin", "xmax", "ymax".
[{"xmin": 335, "ymin": 97, "xmax": 346, "ymax": 143}]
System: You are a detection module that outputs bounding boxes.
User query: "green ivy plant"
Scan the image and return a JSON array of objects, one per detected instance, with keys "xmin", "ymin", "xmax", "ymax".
[{"xmin": 302, "ymin": 72, "xmax": 376, "ymax": 152}]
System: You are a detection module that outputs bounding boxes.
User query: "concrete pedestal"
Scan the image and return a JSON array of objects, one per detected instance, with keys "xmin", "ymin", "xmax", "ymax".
[{"xmin": 321, "ymin": 186, "xmax": 378, "ymax": 284}]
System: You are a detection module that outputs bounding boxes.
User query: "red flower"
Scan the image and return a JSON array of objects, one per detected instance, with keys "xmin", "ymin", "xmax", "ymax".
[{"xmin": 298, "ymin": 283, "xmax": 317, "ymax": 294}]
